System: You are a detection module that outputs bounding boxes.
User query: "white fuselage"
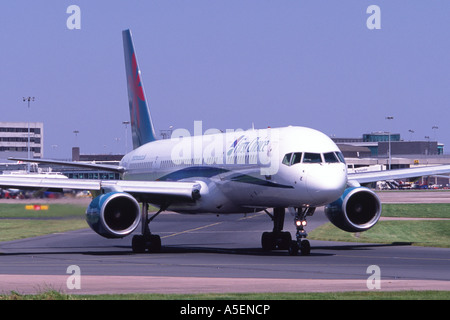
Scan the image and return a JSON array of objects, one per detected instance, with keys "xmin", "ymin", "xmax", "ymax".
[{"xmin": 120, "ymin": 126, "xmax": 348, "ymax": 213}]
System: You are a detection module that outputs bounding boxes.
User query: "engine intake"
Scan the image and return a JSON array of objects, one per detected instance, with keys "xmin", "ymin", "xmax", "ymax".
[
  {"xmin": 86, "ymin": 192, "xmax": 140, "ymax": 239},
  {"xmin": 324, "ymin": 187, "xmax": 381, "ymax": 232}
]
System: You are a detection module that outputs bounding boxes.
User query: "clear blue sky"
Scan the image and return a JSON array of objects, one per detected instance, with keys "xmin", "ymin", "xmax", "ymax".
[{"xmin": 1, "ymin": 1, "xmax": 449, "ymax": 159}]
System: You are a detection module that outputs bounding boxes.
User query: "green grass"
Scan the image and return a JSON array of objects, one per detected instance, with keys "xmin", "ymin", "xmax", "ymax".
[
  {"xmin": 1, "ymin": 290, "xmax": 449, "ymax": 300},
  {"xmin": 0, "ymin": 218, "xmax": 87, "ymax": 242},
  {"xmin": 0, "ymin": 203, "xmax": 86, "ymax": 241},
  {"xmin": 309, "ymin": 203, "xmax": 450, "ymax": 247},
  {"xmin": 309, "ymin": 220, "xmax": 450, "ymax": 247},
  {"xmin": 381, "ymin": 203, "xmax": 450, "ymax": 218}
]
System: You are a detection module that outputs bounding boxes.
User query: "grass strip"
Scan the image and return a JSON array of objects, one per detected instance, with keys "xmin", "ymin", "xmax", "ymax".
[
  {"xmin": 0, "ymin": 219, "xmax": 87, "ymax": 242},
  {"xmin": 1, "ymin": 290, "xmax": 449, "ymax": 300},
  {"xmin": 309, "ymin": 220, "xmax": 450, "ymax": 248},
  {"xmin": 309, "ymin": 203, "xmax": 450, "ymax": 247},
  {"xmin": 381, "ymin": 203, "xmax": 450, "ymax": 218}
]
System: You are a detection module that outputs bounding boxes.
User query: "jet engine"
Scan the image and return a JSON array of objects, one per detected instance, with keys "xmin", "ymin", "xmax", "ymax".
[
  {"xmin": 86, "ymin": 192, "xmax": 141, "ymax": 239},
  {"xmin": 324, "ymin": 187, "xmax": 381, "ymax": 232}
]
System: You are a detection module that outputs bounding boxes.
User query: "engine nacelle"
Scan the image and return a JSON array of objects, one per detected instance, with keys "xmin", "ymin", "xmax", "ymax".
[
  {"xmin": 324, "ymin": 187, "xmax": 381, "ymax": 232},
  {"xmin": 86, "ymin": 192, "xmax": 140, "ymax": 239}
]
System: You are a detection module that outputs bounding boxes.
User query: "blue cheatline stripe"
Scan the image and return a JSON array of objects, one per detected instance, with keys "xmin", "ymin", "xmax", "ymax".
[
  {"xmin": 158, "ymin": 167, "xmax": 229, "ymax": 181},
  {"xmin": 157, "ymin": 166, "xmax": 294, "ymax": 189},
  {"xmin": 229, "ymin": 174, "xmax": 294, "ymax": 189}
]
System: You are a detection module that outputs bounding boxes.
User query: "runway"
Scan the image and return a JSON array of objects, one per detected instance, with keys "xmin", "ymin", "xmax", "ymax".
[{"xmin": 0, "ymin": 191, "xmax": 450, "ymax": 295}]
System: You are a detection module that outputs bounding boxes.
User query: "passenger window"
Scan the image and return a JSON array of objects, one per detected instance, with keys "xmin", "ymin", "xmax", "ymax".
[
  {"xmin": 303, "ymin": 153, "xmax": 322, "ymax": 163},
  {"xmin": 291, "ymin": 152, "xmax": 302, "ymax": 165},
  {"xmin": 282, "ymin": 153, "xmax": 292, "ymax": 166},
  {"xmin": 324, "ymin": 152, "xmax": 339, "ymax": 163}
]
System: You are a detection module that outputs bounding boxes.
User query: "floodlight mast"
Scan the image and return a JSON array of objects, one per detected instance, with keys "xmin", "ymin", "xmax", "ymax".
[{"xmin": 22, "ymin": 96, "xmax": 35, "ymax": 173}]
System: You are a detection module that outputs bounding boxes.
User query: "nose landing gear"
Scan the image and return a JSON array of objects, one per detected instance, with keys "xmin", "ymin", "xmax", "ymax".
[
  {"xmin": 262, "ymin": 206, "xmax": 315, "ymax": 256},
  {"xmin": 288, "ymin": 206, "xmax": 315, "ymax": 256}
]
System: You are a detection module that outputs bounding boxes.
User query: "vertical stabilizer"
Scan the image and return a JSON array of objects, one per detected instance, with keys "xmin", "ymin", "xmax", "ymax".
[{"xmin": 122, "ymin": 29, "xmax": 157, "ymax": 149}]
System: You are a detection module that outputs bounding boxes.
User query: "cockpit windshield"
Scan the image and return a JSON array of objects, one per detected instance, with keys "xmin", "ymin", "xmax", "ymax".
[
  {"xmin": 323, "ymin": 152, "xmax": 339, "ymax": 163},
  {"xmin": 303, "ymin": 153, "xmax": 322, "ymax": 163},
  {"xmin": 282, "ymin": 151, "xmax": 346, "ymax": 166}
]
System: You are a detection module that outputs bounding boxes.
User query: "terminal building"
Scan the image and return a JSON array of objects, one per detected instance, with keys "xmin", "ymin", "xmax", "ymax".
[
  {"xmin": 333, "ymin": 132, "xmax": 444, "ymax": 158},
  {"xmin": 0, "ymin": 122, "xmax": 44, "ymax": 161},
  {"xmin": 333, "ymin": 132, "xmax": 445, "ymax": 161},
  {"xmin": 333, "ymin": 132, "xmax": 450, "ymax": 187}
]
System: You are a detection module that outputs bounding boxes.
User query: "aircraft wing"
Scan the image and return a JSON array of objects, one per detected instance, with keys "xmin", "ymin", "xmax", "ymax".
[
  {"xmin": 0, "ymin": 175, "xmax": 201, "ymax": 203},
  {"xmin": 348, "ymin": 165, "xmax": 450, "ymax": 185},
  {"xmin": 8, "ymin": 157, "xmax": 124, "ymax": 173}
]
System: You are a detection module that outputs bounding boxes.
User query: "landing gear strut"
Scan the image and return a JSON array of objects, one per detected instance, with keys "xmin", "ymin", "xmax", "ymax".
[
  {"xmin": 131, "ymin": 202, "xmax": 163, "ymax": 253},
  {"xmin": 262, "ymin": 207, "xmax": 314, "ymax": 256}
]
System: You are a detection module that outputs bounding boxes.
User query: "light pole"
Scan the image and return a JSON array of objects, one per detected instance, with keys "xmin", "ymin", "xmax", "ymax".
[
  {"xmin": 122, "ymin": 121, "xmax": 130, "ymax": 153},
  {"xmin": 23, "ymin": 96, "xmax": 35, "ymax": 173},
  {"xmin": 408, "ymin": 129, "xmax": 415, "ymax": 141},
  {"xmin": 160, "ymin": 125, "xmax": 173, "ymax": 140},
  {"xmin": 385, "ymin": 116, "xmax": 394, "ymax": 170},
  {"xmin": 432, "ymin": 126, "xmax": 439, "ymax": 142},
  {"xmin": 73, "ymin": 130, "xmax": 80, "ymax": 146}
]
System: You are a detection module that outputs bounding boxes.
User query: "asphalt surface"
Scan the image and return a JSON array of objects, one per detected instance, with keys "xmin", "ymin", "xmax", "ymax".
[{"xmin": 0, "ymin": 191, "xmax": 450, "ymax": 294}]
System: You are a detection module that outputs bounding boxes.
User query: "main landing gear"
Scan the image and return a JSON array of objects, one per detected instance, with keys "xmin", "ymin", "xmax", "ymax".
[
  {"xmin": 132, "ymin": 202, "xmax": 163, "ymax": 253},
  {"xmin": 262, "ymin": 207, "xmax": 315, "ymax": 256}
]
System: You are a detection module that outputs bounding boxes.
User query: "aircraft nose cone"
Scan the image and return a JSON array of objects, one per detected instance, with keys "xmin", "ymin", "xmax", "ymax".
[{"xmin": 306, "ymin": 165, "xmax": 346, "ymax": 205}]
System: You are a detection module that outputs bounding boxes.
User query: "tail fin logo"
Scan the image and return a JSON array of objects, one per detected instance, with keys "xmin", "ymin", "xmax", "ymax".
[
  {"xmin": 132, "ymin": 53, "xmax": 145, "ymax": 101},
  {"xmin": 130, "ymin": 53, "xmax": 144, "ymax": 128}
]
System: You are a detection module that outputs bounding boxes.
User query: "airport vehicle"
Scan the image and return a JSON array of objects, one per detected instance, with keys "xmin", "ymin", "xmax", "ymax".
[{"xmin": 2, "ymin": 30, "xmax": 450, "ymax": 255}]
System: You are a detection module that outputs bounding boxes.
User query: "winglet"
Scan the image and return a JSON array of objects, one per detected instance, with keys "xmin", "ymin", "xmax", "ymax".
[{"xmin": 122, "ymin": 29, "xmax": 157, "ymax": 149}]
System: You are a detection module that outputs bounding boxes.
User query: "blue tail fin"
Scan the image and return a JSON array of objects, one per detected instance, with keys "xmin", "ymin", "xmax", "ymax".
[{"xmin": 122, "ymin": 29, "xmax": 157, "ymax": 149}]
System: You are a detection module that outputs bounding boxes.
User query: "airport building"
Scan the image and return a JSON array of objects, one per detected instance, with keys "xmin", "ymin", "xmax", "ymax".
[
  {"xmin": 333, "ymin": 132, "xmax": 444, "ymax": 158},
  {"xmin": 333, "ymin": 132, "xmax": 450, "ymax": 187},
  {"xmin": 0, "ymin": 122, "xmax": 44, "ymax": 161}
]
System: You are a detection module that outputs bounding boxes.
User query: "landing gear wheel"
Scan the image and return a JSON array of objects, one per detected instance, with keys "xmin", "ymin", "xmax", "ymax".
[
  {"xmin": 300, "ymin": 240, "xmax": 311, "ymax": 256},
  {"xmin": 261, "ymin": 232, "xmax": 275, "ymax": 251},
  {"xmin": 132, "ymin": 202, "xmax": 164, "ymax": 254},
  {"xmin": 278, "ymin": 232, "xmax": 292, "ymax": 250},
  {"xmin": 288, "ymin": 240, "xmax": 299, "ymax": 256},
  {"xmin": 262, "ymin": 207, "xmax": 313, "ymax": 256},
  {"xmin": 132, "ymin": 234, "xmax": 161, "ymax": 253},
  {"xmin": 132, "ymin": 235, "xmax": 146, "ymax": 253},
  {"xmin": 148, "ymin": 234, "xmax": 161, "ymax": 252},
  {"xmin": 288, "ymin": 240, "xmax": 310, "ymax": 256},
  {"xmin": 261, "ymin": 232, "xmax": 292, "ymax": 251}
]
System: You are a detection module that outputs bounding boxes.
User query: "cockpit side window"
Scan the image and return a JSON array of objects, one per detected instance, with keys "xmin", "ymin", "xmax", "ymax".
[
  {"xmin": 335, "ymin": 151, "xmax": 346, "ymax": 164},
  {"xmin": 324, "ymin": 152, "xmax": 339, "ymax": 163},
  {"xmin": 282, "ymin": 153, "xmax": 292, "ymax": 166},
  {"xmin": 303, "ymin": 153, "xmax": 322, "ymax": 163}
]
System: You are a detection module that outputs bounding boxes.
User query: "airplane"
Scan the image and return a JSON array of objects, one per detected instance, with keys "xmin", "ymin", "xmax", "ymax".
[{"xmin": 2, "ymin": 29, "xmax": 450, "ymax": 255}]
